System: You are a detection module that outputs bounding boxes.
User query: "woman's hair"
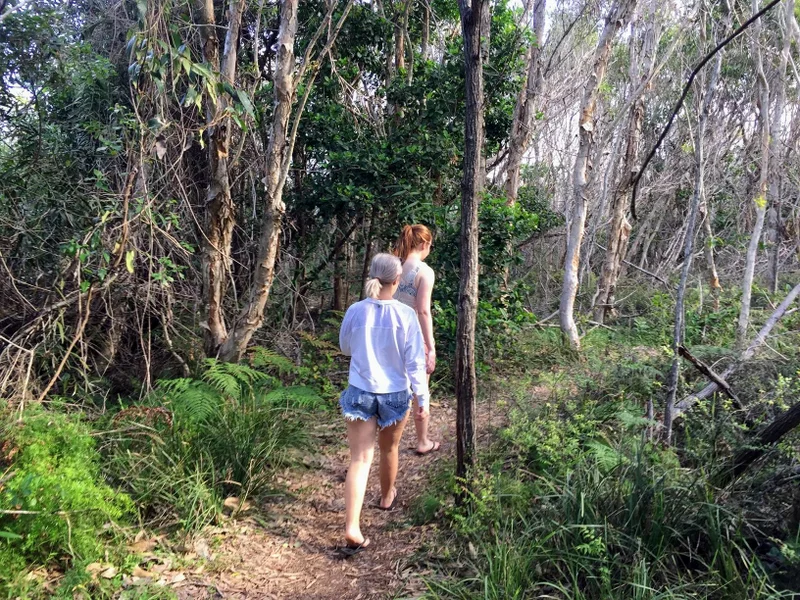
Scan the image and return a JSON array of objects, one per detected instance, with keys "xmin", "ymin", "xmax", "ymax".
[
  {"xmin": 364, "ymin": 253, "xmax": 402, "ymax": 299},
  {"xmin": 393, "ymin": 224, "xmax": 432, "ymax": 261}
]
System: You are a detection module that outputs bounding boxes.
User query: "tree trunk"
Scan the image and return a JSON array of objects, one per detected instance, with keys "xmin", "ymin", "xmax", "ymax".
[
  {"xmin": 559, "ymin": 0, "xmax": 636, "ymax": 350},
  {"xmin": 394, "ymin": 0, "xmax": 412, "ymax": 72},
  {"xmin": 197, "ymin": 0, "xmax": 245, "ymax": 356},
  {"xmin": 218, "ymin": 0, "xmax": 298, "ymax": 362},
  {"xmin": 593, "ymin": 0, "xmax": 658, "ymax": 324},
  {"xmin": 699, "ymin": 2, "xmax": 733, "ymax": 314},
  {"xmin": 714, "ymin": 398, "xmax": 800, "ymax": 487},
  {"xmin": 625, "ymin": 190, "xmax": 666, "ymax": 272},
  {"xmin": 736, "ymin": 0, "xmax": 770, "ymax": 346},
  {"xmin": 701, "ymin": 202, "xmax": 722, "ymax": 311},
  {"xmin": 663, "ymin": 17, "xmax": 724, "ymax": 444},
  {"xmin": 421, "ymin": 2, "xmax": 430, "ymax": 62},
  {"xmin": 503, "ymin": 0, "xmax": 546, "ymax": 205},
  {"xmin": 359, "ymin": 207, "xmax": 377, "ymax": 301},
  {"xmin": 456, "ymin": 0, "xmax": 489, "ymax": 482},
  {"xmin": 766, "ymin": 0, "xmax": 792, "ymax": 293}
]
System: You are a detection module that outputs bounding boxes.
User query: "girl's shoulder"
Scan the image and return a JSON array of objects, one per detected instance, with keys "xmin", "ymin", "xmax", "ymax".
[{"xmin": 417, "ymin": 261, "xmax": 435, "ymax": 280}]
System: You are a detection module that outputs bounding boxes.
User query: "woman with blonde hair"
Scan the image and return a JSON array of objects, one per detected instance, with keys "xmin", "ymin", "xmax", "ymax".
[
  {"xmin": 393, "ymin": 224, "xmax": 440, "ymax": 455},
  {"xmin": 337, "ymin": 253, "xmax": 429, "ymax": 556}
]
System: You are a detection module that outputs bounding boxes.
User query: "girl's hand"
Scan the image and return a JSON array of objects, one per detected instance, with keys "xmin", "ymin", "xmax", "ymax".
[
  {"xmin": 426, "ymin": 348, "xmax": 436, "ymax": 374},
  {"xmin": 415, "ymin": 404, "xmax": 430, "ymax": 421}
]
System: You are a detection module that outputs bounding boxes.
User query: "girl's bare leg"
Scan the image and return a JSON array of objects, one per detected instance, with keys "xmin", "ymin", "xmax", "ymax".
[
  {"xmin": 377, "ymin": 412, "xmax": 410, "ymax": 507},
  {"xmin": 344, "ymin": 418, "xmax": 377, "ymax": 545}
]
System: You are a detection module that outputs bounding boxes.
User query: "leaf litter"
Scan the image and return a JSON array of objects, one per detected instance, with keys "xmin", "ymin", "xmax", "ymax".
[{"xmin": 175, "ymin": 398, "xmax": 457, "ymax": 600}]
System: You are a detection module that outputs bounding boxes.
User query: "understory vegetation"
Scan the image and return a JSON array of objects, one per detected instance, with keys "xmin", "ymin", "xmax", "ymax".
[
  {"xmin": 3, "ymin": 283, "xmax": 800, "ymax": 597},
  {"xmin": 3, "ymin": 0, "xmax": 800, "ymax": 597},
  {"xmin": 0, "ymin": 346, "xmax": 330, "ymax": 598},
  {"xmin": 416, "ymin": 283, "xmax": 800, "ymax": 599}
]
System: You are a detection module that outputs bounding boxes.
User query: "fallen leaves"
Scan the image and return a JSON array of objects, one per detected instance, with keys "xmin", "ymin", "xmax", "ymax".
[{"xmin": 87, "ymin": 554, "xmax": 189, "ymax": 590}]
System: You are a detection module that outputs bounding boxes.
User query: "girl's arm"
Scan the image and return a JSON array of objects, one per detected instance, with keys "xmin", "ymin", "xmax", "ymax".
[
  {"xmin": 404, "ymin": 315, "xmax": 429, "ymax": 407},
  {"xmin": 415, "ymin": 266, "xmax": 436, "ymax": 373},
  {"xmin": 339, "ymin": 307, "xmax": 354, "ymax": 356}
]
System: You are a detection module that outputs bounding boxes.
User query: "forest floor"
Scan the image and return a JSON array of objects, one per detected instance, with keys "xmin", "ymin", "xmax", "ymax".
[{"xmin": 173, "ymin": 395, "xmax": 470, "ymax": 600}]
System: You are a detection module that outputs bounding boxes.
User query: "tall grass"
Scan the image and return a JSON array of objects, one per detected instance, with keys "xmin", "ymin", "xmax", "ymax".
[
  {"xmin": 101, "ymin": 359, "xmax": 321, "ymax": 533},
  {"xmin": 426, "ymin": 395, "xmax": 792, "ymax": 599}
]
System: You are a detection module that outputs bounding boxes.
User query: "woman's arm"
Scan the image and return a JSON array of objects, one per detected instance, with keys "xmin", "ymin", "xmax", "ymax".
[
  {"xmin": 339, "ymin": 307, "xmax": 354, "ymax": 356},
  {"xmin": 404, "ymin": 314, "xmax": 429, "ymax": 408},
  {"xmin": 415, "ymin": 266, "xmax": 436, "ymax": 374}
]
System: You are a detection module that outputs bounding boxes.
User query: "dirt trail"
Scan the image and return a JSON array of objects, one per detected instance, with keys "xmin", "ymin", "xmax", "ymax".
[{"xmin": 177, "ymin": 400, "xmax": 456, "ymax": 600}]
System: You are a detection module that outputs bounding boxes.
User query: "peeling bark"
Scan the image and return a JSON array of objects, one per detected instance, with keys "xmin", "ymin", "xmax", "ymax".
[
  {"xmin": 197, "ymin": 0, "xmax": 245, "ymax": 356},
  {"xmin": 218, "ymin": 0, "xmax": 299, "ymax": 362},
  {"xmin": 593, "ymin": 0, "xmax": 658, "ymax": 324},
  {"xmin": 559, "ymin": 0, "xmax": 637, "ymax": 350},
  {"xmin": 503, "ymin": 0, "xmax": 546, "ymax": 205}
]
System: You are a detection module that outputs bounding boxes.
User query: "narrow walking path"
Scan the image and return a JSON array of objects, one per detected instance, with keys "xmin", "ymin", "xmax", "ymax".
[{"xmin": 177, "ymin": 399, "xmax": 456, "ymax": 599}]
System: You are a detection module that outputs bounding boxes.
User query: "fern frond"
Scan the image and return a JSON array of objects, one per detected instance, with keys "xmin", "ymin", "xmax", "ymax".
[
  {"xmin": 154, "ymin": 378, "xmax": 192, "ymax": 397},
  {"xmin": 261, "ymin": 385, "xmax": 324, "ymax": 410},
  {"xmin": 200, "ymin": 360, "xmax": 270, "ymax": 399},
  {"xmin": 586, "ymin": 440, "xmax": 627, "ymax": 473},
  {"xmin": 299, "ymin": 332, "xmax": 340, "ymax": 354},
  {"xmin": 170, "ymin": 381, "xmax": 220, "ymax": 424},
  {"xmin": 249, "ymin": 346, "xmax": 296, "ymax": 375}
]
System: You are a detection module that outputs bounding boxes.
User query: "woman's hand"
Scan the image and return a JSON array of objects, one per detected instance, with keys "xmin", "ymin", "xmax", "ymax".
[
  {"xmin": 425, "ymin": 348, "xmax": 436, "ymax": 374},
  {"xmin": 415, "ymin": 403, "xmax": 430, "ymax": 421}
]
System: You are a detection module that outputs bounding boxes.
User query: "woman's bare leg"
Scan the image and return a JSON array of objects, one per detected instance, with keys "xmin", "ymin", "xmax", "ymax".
[
  {"xmin": 414, "ymin": 373, "xmax": 437, "ymax": 453},
  {"xmin": 413, "ymin": 402, "xmax": 434, "ymax": 453},
  {"xmin": 344, "ymin": 418, "xmax": 377, "ymax": 545},
  {"xmin": 377, "ymin": 412, "xmax": 409, "ymax": 507}
]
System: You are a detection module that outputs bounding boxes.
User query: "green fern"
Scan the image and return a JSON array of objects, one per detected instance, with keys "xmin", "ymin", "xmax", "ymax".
[
  {"xmin": 249, "ymin": 346, "xmax": 296, "ymax": 375},
  {"xmin": 107, "ymin": 357, "xmax": 313, "ymax": 531},
  {"xmin": 156, "ymin": 378, "xmax": 219, "ymax": 424},
  {"xmin": 587, "ymin": 440, "xmax": 628, "ymax": 473},
  {"xmin": 202, "ymin": 359, "xmax": 270, "ymax": 398},
  {"xmin": 262, "ymin": 385, "xmax": 324, "ymax": 409},
  {"xmin": 299, "ymin": 331, "xmax": 341, "ymax": 354}
]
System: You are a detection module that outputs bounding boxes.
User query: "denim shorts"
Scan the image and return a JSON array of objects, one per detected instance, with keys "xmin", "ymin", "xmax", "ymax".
[{"xmin": 339, "ymin": 385, "xmax": 411, "ymax": 428}]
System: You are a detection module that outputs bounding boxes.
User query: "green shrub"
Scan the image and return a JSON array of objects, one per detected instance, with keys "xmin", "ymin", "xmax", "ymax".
[
  {"xmin": 0, "ymin": 408, "xmax": 133, "ymax": 586},
  {"xmin": 429, "ymin": 398, "xmax": 788, "ymax": 599},
  {"xmin": 103, "ymin": 358, "xmax": 317, "ymax": 533}
]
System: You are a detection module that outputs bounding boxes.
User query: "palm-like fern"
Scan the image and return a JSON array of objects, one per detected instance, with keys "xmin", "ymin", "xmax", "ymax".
[
  {"xmin": 249, "ymin": 346, "xmax": 296, "ymax": 376},
  {"xmin": 262, "ymin": 385, "xmax": 324, "ymax": 409},
  {"xmin": 108, "ymin": 349, "xmax": 321, "ymax": 532}
]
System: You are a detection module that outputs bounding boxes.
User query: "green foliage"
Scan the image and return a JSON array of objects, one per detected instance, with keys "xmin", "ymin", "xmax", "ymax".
[
  {"xmin": 428, "ymin": 398, "xmax": 787, "ymax": 599},
  {"xmin": 424, "ymin": 312, "xmax": 800, "ymax": 598},
  {"xmin": 104, "ymin": 357, "xmax": 319, "ymax": 533},
  {"xmin": 0, "ymin": 408, "xmax": 133, "ymax": 590},
  {"xmin": 432, "ymin": 197, "xmax": 542, "ymax": 367},
  {"xmin": 501, "ymin": 397, "xmax": 604, "ymax": 475}
]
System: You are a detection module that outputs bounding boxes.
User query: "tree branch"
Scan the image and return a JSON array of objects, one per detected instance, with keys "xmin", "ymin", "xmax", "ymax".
[{"xmin": 630, "ymin": 0, "xmax": 783, "ymax": 219}]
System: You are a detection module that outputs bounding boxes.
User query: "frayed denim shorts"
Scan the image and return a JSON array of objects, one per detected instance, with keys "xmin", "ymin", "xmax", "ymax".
[{"xmin": 339, "ymin": 385, "xmax": 411, "ymax": 428}]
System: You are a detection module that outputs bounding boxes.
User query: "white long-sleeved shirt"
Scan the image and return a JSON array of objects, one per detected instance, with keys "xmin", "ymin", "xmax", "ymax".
[{"xmin": 339, "ymin": 298, "xmax": 429, "ymax": 406}]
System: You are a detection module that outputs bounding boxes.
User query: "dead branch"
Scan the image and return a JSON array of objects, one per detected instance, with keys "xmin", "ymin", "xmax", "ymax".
[
  {"xmin": 677, "ymin": 344, "xmax": 742, "ymax": 409},
  {"xmin": 713, "ymin": 398, "xmax": 800, "ymax": 487},
  {"xmin": 595, "ymin": 242, "xmax": 668, "ymax": 285},
  {"xmin": 34, "ymin": 287, "xmax": 94, "ymax": 404},
  {"xmin": 674, "ymin": 281, "xmax": 800, "ymax": 418}
]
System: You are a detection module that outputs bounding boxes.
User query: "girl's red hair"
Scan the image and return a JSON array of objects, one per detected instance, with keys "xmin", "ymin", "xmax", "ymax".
[{"xmin": 393, "ymin": 224, "xmax": 432, "ymax": 261}]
